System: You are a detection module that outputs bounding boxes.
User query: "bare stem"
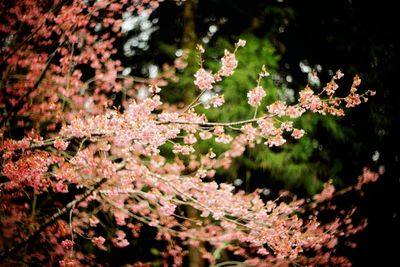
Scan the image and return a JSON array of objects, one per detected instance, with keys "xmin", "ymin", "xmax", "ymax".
[{"xmin": 0, "ymin": 178, "xmax": 107, "ymax": 262}]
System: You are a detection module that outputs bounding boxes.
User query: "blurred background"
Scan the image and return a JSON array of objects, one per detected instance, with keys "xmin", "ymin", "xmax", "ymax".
[{"xmin": 113, "ymin": 0, "xmax": 400, "ymax": 265}]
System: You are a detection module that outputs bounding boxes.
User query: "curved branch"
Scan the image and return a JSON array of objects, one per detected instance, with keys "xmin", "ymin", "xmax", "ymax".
[
  {"xmin": 0, "ymin": 39, "xmax": 66, "ymax": 127},
  {"xmin": 0, "ymin": 178, "xmax": 107, "ymax": 262}
]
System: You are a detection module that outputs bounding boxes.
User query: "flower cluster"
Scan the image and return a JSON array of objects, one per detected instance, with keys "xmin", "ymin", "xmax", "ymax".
[
  {"xmin": 194, "ymin": 68, "xmax": 215, "ymax": 90},
  {"xmin": 356, "ymin": 167, "xmax": 380, "ymax": 190},
  {"xmin": 247, "ymin": 86, "xmax": 266, "ymax": 107},
  {"xmin": 220, "ymin": 50, "xmax": 238, "ymax": 77},
  {"xmin": 0, "ymin": 2, "xmax": 378, "ymax": 266}
]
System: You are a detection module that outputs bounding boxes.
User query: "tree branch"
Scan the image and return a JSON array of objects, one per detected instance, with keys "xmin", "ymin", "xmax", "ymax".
[
  {"xmin": 0, "ymin": 39, "xmax": 65, "ymax": 127},
  {"xmin": 0, "ymin": 178, "xmax": 107, "ymax": 262}
]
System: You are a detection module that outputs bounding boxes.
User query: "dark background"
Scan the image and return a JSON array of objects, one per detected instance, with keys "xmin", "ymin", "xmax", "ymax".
[
  {"xmin": 122, "ymin": 0, "xmax": 400, "ymax": 265},
  {"xmin": 160, "ymin": 0, "xmax": 400, "ymax": 265},
  {"xmin": 281, "ymin": 1, "xmax": 400, "ymax": 265}
]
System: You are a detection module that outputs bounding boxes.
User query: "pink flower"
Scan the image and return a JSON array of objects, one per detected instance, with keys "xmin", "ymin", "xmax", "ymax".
[
  {"xmin": 291, "ymin": 129, "xmax": 305, "ymax": 139},
  {"xmin": 210, "ymin": 94, "xmax": 225, "ymax": 107},
  {"xmin": 334, "ymin": 70, "xmax": 344, "ymax": 80},
  {"xmin": 113, "ymin": 230, "xmax": 129, "ymax": 248},
  {"xmin": 92, "ymin": 236, "xmax": 107, "ymax": 251},
  {"xmin": 299, "ymin": 86, "xmax": 314, "ymax": 99},
  {"xmin": 258, "ymin": 118, "xmax": 281, "ymax": 136},
  {"xmin": 199, "ymin": 131, "xmax": 212, "ymax": 140},
  {"xmin": 352, "ymin": 74, "xmax": 361, "ymax": 87},
  {"xmin": 236, "ymin": 39, "xmax": 246, "ymax": 47},
  {"xmin": 265, "ymin": 135, "xmax": 286, "ymax": 147},
  {"xmin": 280, "ymin": 121, "xmax": 293, "ymax": 131},
  {"xmin": 183, "ymin": 134, "xmax": 197, "ymax": 145},
  {"xmin": 213, "ymin": 126, "xmax": 224, "ymax": 134},
  {"xmin": 92, "ymin": 236, "xmax": 105, "ymax": 246},
  {"xmin": 324, "ymin": 80, "xmax": 339, "ymax": 95},
  {"xmin": 314, "ymin": 182, "xmax": 335, "ymax": 201},
  {"xmin": 257, "ymin": 248, "xmax": 269, "ymax": 255},
  {"xmin": 114, "ymin": 210, "xmax": 128, "ymax": 226},
  {"xmin": 54, "ymin": 139, "xmax": 69, "ymax": 150},
  {"xmin": 215, "ymin": 134, "xmax": 233, "ymax": 144},
  {"xmin": 247, "ymin": 86, "xmax": 266, "ymax": 107},
  {"xmin": 159, "ymin": 200, "xmax": 177, "ymax": 216},
  {"xmin": 285, "ymin": 105, "xmax": 305, "ymax": 118},
  {"xmin": 61, "ymin": 239, "xmax": 74, "ymax": 250},
  {"xmin": 89, "ymin": 216, "xmax": 100, "ymax": 227},
  {"xmin": 267, "ymin": 101, "xmax": 287, "ymax": 117},
  {"xmin": 172, "ymin": 144, "xmax": 195, "ymax": 155},
  {"xmin": 299, "ymin": 87, "xmax": 323, "ymax": 112},
  {"xmin": 59, "ymin": 259, "xmax": 78, "ymax": 267},
  {"xmin": 356, "ymin": 168, "xmax": 379, "ymax": 190},
  {"xmin": 220, "ymin": 50, "xmax": 238, "ymax": 77},
  {"xmin": 3, "ymin": 151, "xmax": 59, "ymax": 192},
  {"xmin": 194, "ymin": 68, "xmax": 215, "ymax": 90},
  {"xmin": 345, "ymin": 94, "xmax": 361, "ymax": 108}
]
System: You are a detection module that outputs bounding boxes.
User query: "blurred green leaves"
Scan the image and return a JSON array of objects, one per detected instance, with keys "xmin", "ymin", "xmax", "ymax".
[{"xmin": 162, "ymin": 34, "xmax": 350, "ymax": 195}]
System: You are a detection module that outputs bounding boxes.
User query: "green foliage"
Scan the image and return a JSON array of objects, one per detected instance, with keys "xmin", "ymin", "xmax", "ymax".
[
  {"xmin": 204, "ymin": 34, "xmax": 281, "ymax": 122},
  {"xmin": 203, "ymin": 35, "xmax": 312, "ymax": 193},
  {"xmin": 164, "ymin": 34, "xmax": 351, "ymax": 195}
]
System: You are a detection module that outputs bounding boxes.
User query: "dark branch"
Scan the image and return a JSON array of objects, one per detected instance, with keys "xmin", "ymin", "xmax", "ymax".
[
  {"xmin": 0, "ymin": 39, "xmax": 64, "ymax": 127},
  {"xmin": 0, "ymin": 178, "xmax": 107, "ymax": 262}
]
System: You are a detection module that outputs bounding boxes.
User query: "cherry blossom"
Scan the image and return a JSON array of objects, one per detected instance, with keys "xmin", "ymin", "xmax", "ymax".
[
  {"xmin": 194, "ymin": 68, "xmax": 215, "ymax": 90},
  {"xmin": 247, "ymin": 86, "xmax": 266, "ymax": 107},
  {"xmin": 291, "ymin": 129, "xmax": 305, "ymax": 139},
  {"xmin": 0, "ymin": 2, "xmax": 378, "ymax": 266},
  {"xmin": 209, "ymin": 94, "xmax": 225, "ymax": 108},
  {"xmin": 236, "ymin": 39, "xmax": 247, "ymax": 47},
  {"xmin": 220, "ymin": 50, "xmax": 238, "ymax": 77},
  {"xmin": 267, "ymin": 100, "xmax": 287, "ymax": 117}
]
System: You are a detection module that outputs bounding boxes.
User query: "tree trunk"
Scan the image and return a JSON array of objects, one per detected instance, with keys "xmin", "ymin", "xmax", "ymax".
[
  {"xmin": 182, "ymin": 0, "xmax": 198, "ymax": 105},
  {"xmin": 186, "ymin": 206, "xmax": 205, "ymax": 267},
  {"xmin": 182, "ymin": 0, "xmax": 197, "ymax": 50},
  {"xmin": 182, "ymin": 1, "xmax": 204, "ymax": 266}
]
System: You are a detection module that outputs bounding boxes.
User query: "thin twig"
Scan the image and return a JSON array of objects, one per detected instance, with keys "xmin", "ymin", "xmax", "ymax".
[
  {"xmin": 0, "ymin": 178, "xmax": 107, "ymax": 262},
  {"xmin": 0, "ymin": 38, "xmax": 66, "ymax": 127},
  {"xmin": 157, "ymin": 115, "xmax": 269, "ymax": 127},
  {"xmin": 181, "ymin": 89, "xmax": 207, "ymax": 114},
  {"xmin": 0, "ymin": 0, "xmax": 68, "ymax": 69}
]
